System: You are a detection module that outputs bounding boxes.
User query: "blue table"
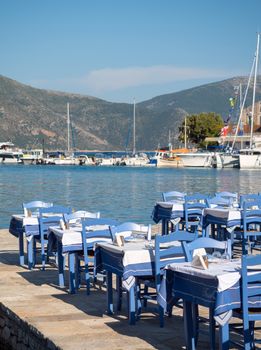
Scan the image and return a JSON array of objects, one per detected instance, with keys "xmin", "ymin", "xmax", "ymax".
[
  {"xmin": 158, "ymin": 260, "xmax": 256, "ymax": 350},
  {"xmin": 9, "ymin": 215, "xmax": 39, "ymax": 268},
  {"xmin": 95, "ymin": 241, "xmax": 155, "ymax": 325},
  {"xmin": 152, "ymin": 201, "xmax": 184, "ymax": 234},
  {"xmin": 202, "ymin": 207, "xmax": 243, "ymax": 244},
  {"xmin": 48, "ymin": 224, "xmax": 112, "ymax": 293}
]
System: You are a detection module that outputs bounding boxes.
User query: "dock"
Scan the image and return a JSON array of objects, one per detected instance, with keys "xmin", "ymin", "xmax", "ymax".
[{"xmin": 0, "ymin": 229, "xmax": 254, "ymax": 349}]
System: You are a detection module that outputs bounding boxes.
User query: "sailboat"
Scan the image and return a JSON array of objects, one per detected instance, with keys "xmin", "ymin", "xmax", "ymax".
[
  {"xmin": 45, "ymin": 103, "xmax": 79, "ymax": 165},
  {"xmin": 239, "ymin": 33, "xmax": 261, "ymax": 169},
  {"xmin": 120, "ymin": 98, "xmax": 151, "ymax": 166}
]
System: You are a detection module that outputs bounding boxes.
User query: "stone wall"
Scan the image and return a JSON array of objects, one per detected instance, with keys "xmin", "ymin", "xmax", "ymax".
[{"xmin": 0, "ymin": 303, "xmax": 60, "ymax": 350}]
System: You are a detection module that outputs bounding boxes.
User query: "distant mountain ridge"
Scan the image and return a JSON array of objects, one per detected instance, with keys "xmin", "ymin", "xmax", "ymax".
[{"xmin": 0, "ymin": 74, "xmax": 260, "ymax": 151}]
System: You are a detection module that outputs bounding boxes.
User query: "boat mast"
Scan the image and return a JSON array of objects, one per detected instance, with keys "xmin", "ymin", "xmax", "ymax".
[
  {"xmin": 184, "ymin": 116, "xmax": 187, "ymax": 149},
  {"xmin": 250, "ymin": 32, "xmax": 260, "ymax": 148},
  {"xmin": 133, "ymin": 98, "xmax": 136, "ymax": 155},
  {"xmin": 67, "ymin": 102, "xmax": 70, "ymax": 153}
]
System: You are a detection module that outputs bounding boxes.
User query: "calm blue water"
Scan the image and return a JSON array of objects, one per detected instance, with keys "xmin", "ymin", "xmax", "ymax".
[{"xmin": 1, "ymin": 165, "xmax": 261, "ymax": 228}]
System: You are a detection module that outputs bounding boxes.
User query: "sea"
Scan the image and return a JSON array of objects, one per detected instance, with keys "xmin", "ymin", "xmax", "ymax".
[{"xmin": 1, "ymin": 164, "xmax": 261, "ymax": 229}]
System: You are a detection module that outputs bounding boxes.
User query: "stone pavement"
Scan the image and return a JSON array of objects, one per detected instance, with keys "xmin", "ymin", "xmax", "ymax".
[{"xmin": 0, "ymin": 229, "xmax": 255, "ymax": 349}]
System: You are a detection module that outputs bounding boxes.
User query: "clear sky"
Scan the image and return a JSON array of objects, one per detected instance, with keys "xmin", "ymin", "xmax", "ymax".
[{"xmin": 0, "ymin": 0, "xmax": 261, "ymax": 103}]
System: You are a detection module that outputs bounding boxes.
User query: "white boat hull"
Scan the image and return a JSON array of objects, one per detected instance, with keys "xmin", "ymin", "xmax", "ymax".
[
  {"xmin": 155, "ymin": 158, "xmax": 183, "ymax": 167},
  {"xmin": 239, "ymin": 153, "xmax": 261, "ymax": 168},
  {"xmin": 177, "ymin": 153, "xmax": 214, "ymax": 167},
  {"xmin": 213, "ymin": 153, "xmax": 239, "ymax": 168}
]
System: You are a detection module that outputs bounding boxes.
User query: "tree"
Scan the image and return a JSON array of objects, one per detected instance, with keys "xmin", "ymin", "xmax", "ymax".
[{"xmin": 179, "ymin": 112, "xmax": 224, "ymax": 147}]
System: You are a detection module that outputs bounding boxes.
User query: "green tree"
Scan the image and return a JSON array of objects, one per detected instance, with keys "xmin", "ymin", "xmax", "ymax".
[{"xmin": 179, "ymin": 112, "xmax": 224, "ymax": 147}]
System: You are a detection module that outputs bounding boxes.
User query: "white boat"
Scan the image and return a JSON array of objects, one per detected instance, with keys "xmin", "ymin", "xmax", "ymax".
[
  {"xmin": 149, "ymin": 144, "xmax": 184, "ymax": 167},
  {"xmin": 176, "ymin": 151, "xmax": 214, "ymax": 167},
  {"xmin": 212, "ymin": 152, "xmax": 240, "ymax": 168},
  {"xmin": 120, "ymin": 153, "xmax": 151, "ymax": 166},
  {"xmin": 78, "ymin": 155, "xmax": 96, "ymax": 166},
  {"xmin": 0, "ymin": 142, "xmax": 23, "ymax": 164},
  {"xmin": 239, "ymin": 33, "xmax": 261, "ymax": 169},
  {"xmin": 21, "ymin": 149, "xmax": 44, "ymax": 164}
]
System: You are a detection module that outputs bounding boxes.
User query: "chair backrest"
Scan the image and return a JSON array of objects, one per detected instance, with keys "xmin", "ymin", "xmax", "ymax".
[
  {"xmin": 242, "ymin": 199, "xmax": 261, "ymax": 254},
  {"xmin": 162, "ymin": 191, "xmax": 186, "ymax": 203},
  {"xmin": 109, "ymin": 222, "xmax": 151, "ymax": 241},
  {"xmin": 207, "ymin": 196, "xmax": 232, "ymax": 208},
  {"xmin": 154, "ymin": 231, "xmax": 197, "ymax": 291},
  {"xmin": 38, "ymin": 205, "xmax": 72, "ymax": 238},
  {"xmin": 240, "ymin": 193, "xmax": 260, "ymax": 208},
  {"xmin": 184, "ymin": 193, "xmax": 208, "ymax": 232},
  {"xmin": 215, "ymin": 191, "xmax": 238, "ymax": 203},
  {"xmin": 215, "ymin": 192, "xmax": 238, "ymax": 206},
  {"xmin": 241, "ymin": 254, "xmax": 261, "ymax": 331},
  {"xmin": 80, "ymin": 218, "xmax": 120, "ymax": 269},
  {"xmin": 23, "ymin": 200, "xmax": 53, "ymax": 216},
  {"xmin": 64, "ymin": 210, "xmax": 100, "ymax": 225},
  {"xmin": 183, "ymin": 237, "xmax": 232, "ymax": 262}
]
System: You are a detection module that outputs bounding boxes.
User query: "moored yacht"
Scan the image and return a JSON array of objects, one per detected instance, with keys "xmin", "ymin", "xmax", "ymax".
[
  {"xmin": 0, "ymin": 142, "xmax": 23, "ymax": 164},
  {"xmin": 21, "ymin": 149, "xmax": 44, "ymax": 164},
  {"xmin": 176, "ymin": 151, "xmax": 214, "ymax": 167}
]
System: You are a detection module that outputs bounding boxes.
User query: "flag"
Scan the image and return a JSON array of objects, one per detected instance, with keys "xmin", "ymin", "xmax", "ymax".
[{"xmin": 220, "ymin": 125, "xmax": 229, "ymax": 136}]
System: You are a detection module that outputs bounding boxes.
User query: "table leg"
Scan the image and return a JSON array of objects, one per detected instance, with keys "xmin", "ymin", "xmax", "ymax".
[
  {"xmin": 128, "ymin": 285, "xmax": 136, "ymax": 325},
  {"xmin": 68, "ymin": 253, "xmax": 76, "ymax": 294},
  {"xmin": 107, "ymin": 271, "xmax": 113, "ymax": 315},
  {"xmin": 57, "ymin": 241, "xmax": 65, "ymax": 288},
  {"xmin": 27, "ymin": 238, "xmax": 34, "ymax": 270},
  {"xmin": 116, "ymin": 276, "xmax": 122, "ymax": 311},
  {"xmin": 183, "ymin": 300, "xmax": 196, "ymax": 350},
  {"xmin": 219, "ymin": 323, "xmax": 229, "ymax": 350},
  {"xmin": 19, "ymin": 232, "xmax": 25, "ymax": 266}
]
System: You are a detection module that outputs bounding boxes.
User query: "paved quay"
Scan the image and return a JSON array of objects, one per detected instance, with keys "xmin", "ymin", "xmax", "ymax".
[{"xmin": 0, "ymin": 229, "xmax": 252, "ymax": 350}]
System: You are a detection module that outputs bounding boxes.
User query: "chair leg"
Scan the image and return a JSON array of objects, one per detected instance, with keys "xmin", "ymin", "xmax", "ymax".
[
  {"xmin": 159, "ymin": 305, "xmax": 164, "ymax": 328},
  {"xmin": 41, "ymin": 239, "xmax": 45, "ymax": 270}
]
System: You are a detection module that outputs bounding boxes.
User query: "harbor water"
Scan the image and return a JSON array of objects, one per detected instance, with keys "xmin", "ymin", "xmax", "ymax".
[{"xmin": 1, "ymin": 164, "xmax": 261, "ymax": 228}]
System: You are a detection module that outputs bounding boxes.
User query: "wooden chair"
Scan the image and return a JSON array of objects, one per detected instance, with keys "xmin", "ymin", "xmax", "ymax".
[
  {"xmin": 183, "ymin": 237, "xmax": 232, "ymax": 349},
  {"xmin": 139, "ymin": 230, "xmax": 197, "ymax": 327},
  {"xmin": 215, "ymin": 191, "xmax": 238, "ymax": 207},
  {"xmin": 23, "ymin": 200, "xmax": 53, "ymax": 216},
  {"xmin": 242, "ymin": 199, "xmax": 261, "ymax": 255},
  {"xmin": 232, "ymin": 254, "xmax": 261, "ymax": 350},
  {"xmin": 109, "ymin": 222, "xmax": 151, "ymax": 242},
  {"xmin": 64, "ymin": 210, "xmax": 100, "ymax": 226},
  {"xmin": 162, "ymin": 191, "xmax": 186, "ymax": 202},
  {"xmin": 38, "ymin": 205, "xmax": 72, "ymax": 270},
  {"xmin": 79, "ymin": 217, "xmax": 119, "ymax": 294},
  {"xmin": 184, "ymin": 193, "xmax": 208, "ymax": 234},
  {"xmin": 240, "ymin": 194, "xmax": 261, "ymax": 208}
]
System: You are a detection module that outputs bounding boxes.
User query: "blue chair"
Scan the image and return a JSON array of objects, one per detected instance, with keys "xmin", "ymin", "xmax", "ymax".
[
  {"xmin": 23, "ymin": 200, "xmax": 53, "ymax": 216},
  {"xmin": 215, "ymin": 192, "xmax": 238, "ymax": 207},
  {"xmin": 37, "ymin": 205, "xmax": 72, "ymax": 270},
  {"xmin": 162, "ymin": 191, "xmax": 186, "ymax": 202},
  {"xmin": 184, "ymin": 193, "xmax": 208, "ymax": 234},
  {"xmin": 78, "ymin": 217, "xmax": 119, "ymax": 295},
  {"xmin": 233, "ymin": 254, "xmax": 261, "ymax": 350},
  {"xmin": 242, "ymin": 200, "xmax": 261, "ymax": 255},
  {"xmin": 139, "ymin": 230, "xmax": 197, "ymax": 327},
  {"xmin": 183, "ymin": 237, "xmax": 232, "ymax": 349},
  {"xmin": 64, "ymin": 210, "xmax": 100, "ymax": 226},
  {"xmin": 207, "ymin": 195, "xmax": 233, "ymax": 208},
  {"xmin": 240, "ymin": 194, "xmax": 261, "ymax": 208},
  {"xmin": 109, "ymin": 222, "xmax": 151, "ymax": 242}
]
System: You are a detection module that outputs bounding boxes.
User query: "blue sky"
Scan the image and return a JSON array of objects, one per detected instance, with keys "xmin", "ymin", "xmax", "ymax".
[{"xmin": 0, "ymin": 0, "xmax": 261, "ymax": 103}]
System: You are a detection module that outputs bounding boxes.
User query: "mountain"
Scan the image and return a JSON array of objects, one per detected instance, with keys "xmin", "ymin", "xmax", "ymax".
[{"xmin": 0, "ymin": 75, "xmax": 260, "ymax": 151}]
